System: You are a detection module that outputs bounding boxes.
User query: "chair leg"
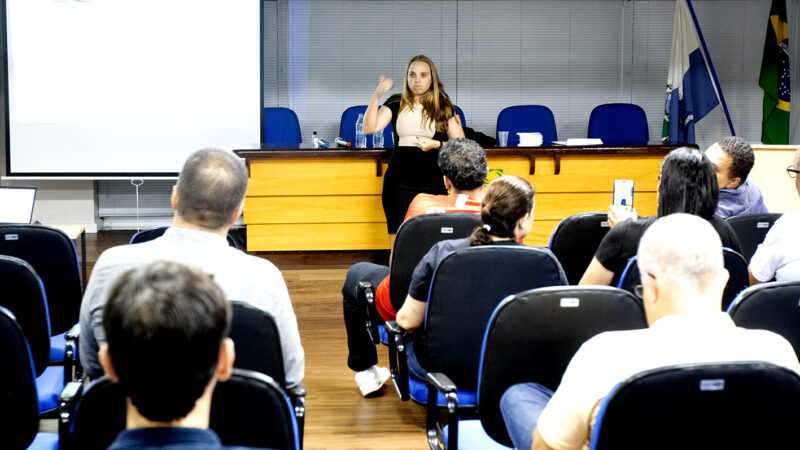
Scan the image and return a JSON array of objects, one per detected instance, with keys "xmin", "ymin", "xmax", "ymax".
[
  {"xmin": 357, "ymin": 281, "xmax": 381, "ymax": 345},
  {"xmin": 385, "ymin": 320, "xmax": 409, "ymax": 401}
]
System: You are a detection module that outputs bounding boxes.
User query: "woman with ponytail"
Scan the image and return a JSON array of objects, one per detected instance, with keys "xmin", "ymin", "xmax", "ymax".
[
  {"xmin": 396, "ymin": 175, "xmax": 534, "ymax": 333},
  {"xmin": 579, "ymin": 147, "xmax": 743, "ymax": 286}
]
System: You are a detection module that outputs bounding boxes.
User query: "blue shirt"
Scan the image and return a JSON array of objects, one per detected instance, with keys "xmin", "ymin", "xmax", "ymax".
[
  {"xmin": 715, "ymin": 178, "xmax": 768, "ymax": 219},
  {"xmin": 108, "ymin": 427, "xmax": 269, "ymax": 450}
]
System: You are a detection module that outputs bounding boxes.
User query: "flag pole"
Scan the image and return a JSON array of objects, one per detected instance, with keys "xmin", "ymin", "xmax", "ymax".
[{"xmin": 685, "ymin": 0, "xmax": 736, "ymax": 136}]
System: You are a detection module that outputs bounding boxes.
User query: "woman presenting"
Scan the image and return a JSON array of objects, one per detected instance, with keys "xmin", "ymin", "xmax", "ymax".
[{"xmin": 364, "ymin": 55, "xmax": 465, "ymax": 238}]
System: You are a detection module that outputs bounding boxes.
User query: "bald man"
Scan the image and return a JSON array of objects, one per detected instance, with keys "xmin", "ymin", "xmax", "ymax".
[{"xmin": 499, "ymin": 214, "xmax": 800, "ymax": 450}]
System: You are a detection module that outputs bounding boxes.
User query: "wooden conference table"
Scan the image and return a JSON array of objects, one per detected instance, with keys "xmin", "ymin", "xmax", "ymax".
[{"xmin": 234, "ymin": 145, "xmax": 683, "ymax": 252}]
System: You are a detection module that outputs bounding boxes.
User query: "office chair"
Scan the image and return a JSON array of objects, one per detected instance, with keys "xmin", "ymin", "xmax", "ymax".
[
  {"xmin": 429, "ymin": 286, "xmax": 646, "ymax": 449},
  {"xmin": 496, "ymin": 105, "xmax": 557, "ymax": 146},
  {"xmin": 0, "ymin": 225, "xmax": 82, "ymax": 373},
  {"xmin": 63, "ymin": 369, "xmax": 300, "ymax": 450},
  {"xmin": 618, "ymin": 248, "xmax": 749, "ymax": 310},
  {"xmin": 358, "ymin": 213, "xmax": 482, "ymax": 345},
  {"xmin": 385, "ymin": 245, "xmax": 568, "ymax": 403},
  {"xmin": 0, "ymin": 255, "xmax": 71, "ymax": 414},
  {"xmin": 339, "ymin": 105, "xmax": 394, "ymax": 148},
  {"xmin": 728, "ymin": 281, "xmax": 800, "ymax": 358},
  {"xmin": 0, "ymin": 306, "xmax": 59, "ymax": 449},
  {"xmin": 725, "ymin": 213, "xmax": 782, "ymax": 263},
  {"xmin": 263, "ymin": 107, "xmax": 302, "ymax": 146},
  {"xmin": 229, "ymin": 301, "xmax": 306, "ymax": 444},
  {"xmin": 130, "ymin": 225, "xmax": 239, "ymax": 249},
  {"xmin": 587, "ymin": 103, "xmax": 649, "ymax": 146},
  {"xmin": 548, "ymin": 212, "xmax": 611, "ymax": 284},
  {"xmin": 454, "ymin": 105, "xmax": 467, "ymax": 128},
  {"xmin": 591, "ymin": 362, "xmax": 800, "ymax": 449}
]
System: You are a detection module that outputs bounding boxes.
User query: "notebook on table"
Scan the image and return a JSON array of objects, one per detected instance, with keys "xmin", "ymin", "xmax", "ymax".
[{"xmin": 0, "ymin": 186, "xmax": 37, "ymax": 224}]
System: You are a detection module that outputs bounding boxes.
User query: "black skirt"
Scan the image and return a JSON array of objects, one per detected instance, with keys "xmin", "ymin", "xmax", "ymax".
[{"xmin": 382, "ymin": 146, "xmax": 447, "ymax": 233}]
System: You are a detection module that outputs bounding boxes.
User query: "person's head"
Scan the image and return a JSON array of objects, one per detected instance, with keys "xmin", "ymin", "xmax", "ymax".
[
  {"xmin": 793, "ymin": 148, "xmax": 800, "ymax": 196},
  {"xmin": 657, "ymin": 147, "xmax": 718, "ymax": 220},
  {"xmin": 173, "ymin": 148, "xmax": 249, "ymax": 231},
  {"xmin": 400, "ymin": 55, "xmax": 455, "ymax": 134},
  {"xmin": 637, "ymin": 214, "xmax": 728, "ymax": 325},
  {"xmin": 470, "ymin": 175, "xmax": 535, "ymax": 245},
  {"xmin": 99, "ymin": 261, "xmax": 234, "ymax": 424},
  {"xmin": 705, "ymin": 136, "xmax": 754, "ymax": 190},
  {"xmin": 438, "ymin": 138, "xmax": 488, "ymax": 192}
]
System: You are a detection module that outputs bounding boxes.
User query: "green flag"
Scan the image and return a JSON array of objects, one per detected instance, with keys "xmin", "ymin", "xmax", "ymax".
[{"xmin": 760, "ymin": 0, "xmax": 791, "ymax": 144}]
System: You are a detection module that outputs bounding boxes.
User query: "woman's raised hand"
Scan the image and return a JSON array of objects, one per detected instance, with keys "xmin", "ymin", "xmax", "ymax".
[{"xmin": 374, "ymin": 75, "xmax": 394, "ymax": 97}]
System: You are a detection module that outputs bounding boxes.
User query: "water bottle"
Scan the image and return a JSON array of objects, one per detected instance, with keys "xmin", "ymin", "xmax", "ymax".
[
  {"xmin": 317, "ymin": 138, "xmax": 330, "ymax": 148},
  {"xmin": 311, "ymin": 131, "xmax": 320, "ymax": 148},
  {"xmin": 335, "ymin": 137, "xmax": 352, "ymax": 148},
  {"xmin": 372, "ymin": 131, "xmax": 383, "ymax": 148},
  {"xmin": 355, "ymin": 114, "xmax": 366, "ymax": 148}
]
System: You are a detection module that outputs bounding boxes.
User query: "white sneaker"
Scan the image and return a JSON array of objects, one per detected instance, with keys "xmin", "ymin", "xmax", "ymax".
[{"xmin": 354, "ymin": 365, "xmax": 391, "ymax": 397}]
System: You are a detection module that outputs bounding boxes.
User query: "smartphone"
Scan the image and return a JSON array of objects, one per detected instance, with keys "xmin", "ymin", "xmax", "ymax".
[{"xmin": 613, "ymin": 179, "xmax": 634, "ymax": 208}]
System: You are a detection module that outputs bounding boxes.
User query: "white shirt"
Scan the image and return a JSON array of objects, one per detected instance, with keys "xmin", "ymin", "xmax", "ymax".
[
  {"xmin": 750, "ymin": 211, "xmax": 800, "ymax": 283},
  {"xmin": 396, "ymin": 103, "xmax": 435, "ymax": 147},
  {"xmin": 78, "ymin": 227, "xmax": 304, "ymax": 387},
  {"xmin": 537, "ymin": 312, "xmax": 800, "ymax": 450}
]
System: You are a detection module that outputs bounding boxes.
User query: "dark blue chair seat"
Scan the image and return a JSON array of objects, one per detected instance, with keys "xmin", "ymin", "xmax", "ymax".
[
  {"xmin": 496, "ymin": 105, "xmax": 557, "ymax": 146},
  {"xmin": 587, "ymin": 103, "xmax": 649, "ymax": 145},
  {"xmin": 263, "ymin": 107, "xmax": 301, "ymax": 146}
]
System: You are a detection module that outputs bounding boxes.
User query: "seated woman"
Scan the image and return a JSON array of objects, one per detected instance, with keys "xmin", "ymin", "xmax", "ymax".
[
  {"xmin": 579, "ymin": 147, "xmax": 743, "ymax": 287},
  {"xmin": 396, "ymin": 175, "xmax": 535, "ymax": 333}
]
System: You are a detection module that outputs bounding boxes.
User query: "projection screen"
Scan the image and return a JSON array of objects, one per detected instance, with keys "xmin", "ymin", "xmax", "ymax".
[{"xmin": 3, "ymin": 0, "xmax": 262, "ymax": 176}]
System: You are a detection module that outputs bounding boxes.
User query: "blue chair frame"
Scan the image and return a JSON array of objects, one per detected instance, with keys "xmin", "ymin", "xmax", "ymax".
[
  {"xmin": 496, "ymin": 105, "xmax": 557, "ymax": 146},
  {"xmin": 587, "ymin": 103, "xmax": 649, "ymax": 146},
  {"xmin": 263, "ymin": 107, "xmax": 302, "ymax": 146}
]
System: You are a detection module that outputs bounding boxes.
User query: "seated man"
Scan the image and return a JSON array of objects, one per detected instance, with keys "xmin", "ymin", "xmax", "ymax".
[
  {"xmin": 80, "ymin": 148, "xmax": 303, "ymax": 388},
  {"xmin": 342, "ymin": 137, "xmax": 487, "ymax": 396},
  {"xmin": 750, "ymin": 147, "xmax": 800, "ymax": 284},
  {"xmin": 705, "ymin": 136, "xmax": 767, "ymax": 218},
  {"xmin": 100, "ymin": 261, "xmax": 257, "ymax": 449},
  {"xmin": 499, "ymin": 214, "xmax": 799, "ymax": 450}
]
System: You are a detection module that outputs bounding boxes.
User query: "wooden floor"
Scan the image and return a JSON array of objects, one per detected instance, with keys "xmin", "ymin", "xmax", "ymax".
[{"xmin": 80, "ymin": 231, "xmax": 429, "ymax": 449}]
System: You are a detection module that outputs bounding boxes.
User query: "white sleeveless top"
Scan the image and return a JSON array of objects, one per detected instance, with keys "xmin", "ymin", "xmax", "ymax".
[{"xmin": 396, "ymin": 103, "xmax": 435, "ymax": 147}]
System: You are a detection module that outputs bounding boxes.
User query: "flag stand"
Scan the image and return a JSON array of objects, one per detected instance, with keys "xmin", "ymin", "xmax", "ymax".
[{"xmin": 685, "ymin": 0, "xmax": 736, "ymax": 137}]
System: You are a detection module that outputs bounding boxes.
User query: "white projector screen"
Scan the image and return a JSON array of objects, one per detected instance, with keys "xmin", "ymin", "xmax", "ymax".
[{"xmin": 3, "ymin": 0, "xmax": 262, "ymax": 176}]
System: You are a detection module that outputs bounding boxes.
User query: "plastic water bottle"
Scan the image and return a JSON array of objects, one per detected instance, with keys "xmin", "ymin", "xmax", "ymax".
[
  {"xmin": 311, "ymin": 131, "xmax": 320, "ymax": 148},
  {"xmin": 355, "ymin": 114, "xmax": 366, "ymax": 148},
  {"xmin": 373, "ymin": 131, "xmax": 383, "ymax": 148}
]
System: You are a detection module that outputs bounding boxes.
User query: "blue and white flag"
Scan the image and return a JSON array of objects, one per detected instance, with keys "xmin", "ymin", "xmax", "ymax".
[{"xmin": 662, "ymin": 0, "xmax": 720, "ymax": 145}]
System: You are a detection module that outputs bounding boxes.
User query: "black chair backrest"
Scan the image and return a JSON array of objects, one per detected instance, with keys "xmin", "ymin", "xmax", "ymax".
[
  {"xmin": 70, "ymin": 369, "xmax": 298, "ymax": 450},
  {"xmin": 0, "ymin": 307, "xmax": 40, "ymax": 450},
  {"xmin": 0, "ymin": 225, "xmax": 82, "ymax": 334},
  {"xmin": 549, "ymin": 212, "xmax": 611, "ymax": 285},
  {"xmin": 421, "ymin": 245, "xmax": 568, "ymax": 390},
  {"xmin": 130, "ymin": 225, "xmax": 239, "ymax": 249},
  {"xmin": 0, "ymin": 255, "xmax": 51, "ymax": 376},
  {"xmin": 478, "ymin": 286, "xmax": 647, "ymax": 447},
  {"xmin": 729, "ymin": 281, "xmax": 800, "ymax": 358},
  {"xmin": 229, "ymin": 301, "xmax": 286, "ymax": 387},
  {"xmin": 725, "ymin": 213, "xmax": 782, "ymax": 263},
  {"xmin": 389, "ymin": 213, "xmax": 482, "ymax": 312},
  {"xmin": 618, "ymin": 248, "xmax": 749, "ymax": 311},
  {"xmin": 591, "ymin": 362, "xmax": 800, "ymax": 449}
]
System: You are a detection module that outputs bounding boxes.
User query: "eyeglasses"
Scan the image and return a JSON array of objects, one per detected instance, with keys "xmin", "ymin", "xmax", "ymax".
[
  {"xmin": 788, "ymin": 165, "xmax": 800, "ymax": 179},
  {"xmin": 633, "ymin": 272, "xmax": 657, "ymax": 299}
]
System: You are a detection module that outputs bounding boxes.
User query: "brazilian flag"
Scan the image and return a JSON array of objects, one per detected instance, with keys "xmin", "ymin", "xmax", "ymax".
[{"xmin": 760, "ymin": 0, "xmax": 791, "ymax": 144}]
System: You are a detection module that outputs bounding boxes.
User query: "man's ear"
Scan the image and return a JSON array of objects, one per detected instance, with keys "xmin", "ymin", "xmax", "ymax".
[
  {"xmin": 216, "ymin": 338, "xmax": 235, "ymax": 382},
  {"xmin": 171, "ymin": 185, "xmax": 179, "ymax": 210},
  {"xmin": 99, "ymin": 343, "xmax": 120, "ymax": 383},
  {"xmin": 229, "ymin": 200, "xmax": 245, "ymax": 225},
  {"xmin": 728, "ymin": 176, "xmax": 742, "ymax": 189},
  {"xmin": 443, "ymin": 176, "xmax": 454, "ymax": 192}
]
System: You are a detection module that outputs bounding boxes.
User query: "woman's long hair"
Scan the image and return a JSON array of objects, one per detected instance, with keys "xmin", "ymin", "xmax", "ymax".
[
  {"xmin": 657, "ymin": 147, "xmax": 719, "ymax": 220},
  {"xmin": 470, "ymin": 176, "xmax": 535, "ymax": 246},
  {"xmin": 400, "ymin": 55, "xmax": 456, "ymax": 134}
]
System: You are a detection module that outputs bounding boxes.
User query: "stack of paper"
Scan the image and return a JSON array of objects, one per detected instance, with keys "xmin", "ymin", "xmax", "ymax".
[{"xmin": 517, "ymin": 132, "xmax": 543, "ymax": 147}]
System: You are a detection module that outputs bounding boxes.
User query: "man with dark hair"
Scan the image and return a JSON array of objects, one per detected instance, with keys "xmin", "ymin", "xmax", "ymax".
[
  {"xmin": 705, "ymin": 136, "xmax": 768, "ymax": 218},
  {"xmin": 100, "ymin": 261, "xmax": 246, "ymax": 449},
  {"xmin": 342, "ymin": 137, "xmax": 487, "ymax": 396},
  {"xmin": 80, "ymin": 148, "xmax": 303, "ymax": 388}
]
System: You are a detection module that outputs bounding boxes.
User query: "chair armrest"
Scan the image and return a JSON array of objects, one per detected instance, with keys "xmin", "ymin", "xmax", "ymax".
[
  {"xmin": 385, "ymin": 321, "xmax": 410, "ymax": 400},
  {"xmin": 357, "ymin": 281, "xmax": 381, "ymax": 345},
  {"xmin": 58, "ymin": 381, "xmax": 84, "ymax": 444},
  {"xmin": 426, "ymin": 372, "xmax": 460, "ymax": 450},
  {"xmin": 65, "ymin": 323, "xmax": 82, "ymax": 382}
]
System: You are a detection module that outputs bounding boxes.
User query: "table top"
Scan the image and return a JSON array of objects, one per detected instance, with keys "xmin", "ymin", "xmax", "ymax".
[{"xmin": 50, "ymin": 224, "xmax": 86, "ymax": 240}]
